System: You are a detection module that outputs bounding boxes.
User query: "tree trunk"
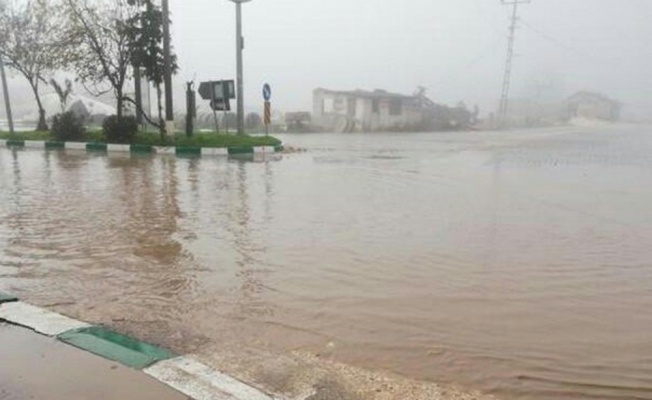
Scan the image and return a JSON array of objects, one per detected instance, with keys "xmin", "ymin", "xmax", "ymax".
[
  {"xmin": 156, "ymin": 83, "xmax": 164, "ymax": 141},
  {"xmin": 116, "ymin": 88, "xmax": 123, "ymax": 120},
  {"xmin": 30, "ymin": 79, "xmax": 48, "ymax": 131}
]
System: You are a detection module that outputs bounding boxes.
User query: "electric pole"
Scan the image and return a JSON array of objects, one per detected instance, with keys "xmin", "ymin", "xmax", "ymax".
[
  {"xmin": 229, "ymin": 0, "xmax": 252, "ymax": 135},
  {"xmin": 498, "ymin": 0, "xmax": 530, "ymax": 128},
  {"xmin": 0, "ymin": 55, "xmax": 14, "ymax": 134},
  {"xmin": 162, "ymin": 0, "xmax": 174, "ymax": 135}
]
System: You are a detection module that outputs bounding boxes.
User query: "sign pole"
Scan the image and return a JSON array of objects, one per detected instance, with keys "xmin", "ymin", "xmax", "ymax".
[
  {"xmin": 262, "ymin": 83, "xmax": 271, "ymax": 136},
  {"xmin": 0, "ymin": 55, "xmax": 14, "ymax": 134}
]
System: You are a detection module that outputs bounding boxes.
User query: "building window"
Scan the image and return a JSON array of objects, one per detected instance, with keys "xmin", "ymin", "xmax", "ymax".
[
  {"xmin": 372, "ymin": 99, "xmax": 380, "ymax": 114},
  {"xmin": 389, "ymin": 99, "xmax": 402, "ymax": 116}
]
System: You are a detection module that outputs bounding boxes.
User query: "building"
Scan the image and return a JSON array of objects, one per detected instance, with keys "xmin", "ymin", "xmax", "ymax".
[
  {"xmin": 565, "ymin": 91, "xmax": 621, "ymax": 122},
  {"xmin": 312, "ymin": 88, "xmax": 426, "ymax": 133}
]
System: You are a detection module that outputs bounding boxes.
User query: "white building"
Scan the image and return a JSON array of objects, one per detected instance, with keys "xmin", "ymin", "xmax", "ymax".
[{"xmin": 312, "ymin": 88, "xmax": 425, "ymax": 133}]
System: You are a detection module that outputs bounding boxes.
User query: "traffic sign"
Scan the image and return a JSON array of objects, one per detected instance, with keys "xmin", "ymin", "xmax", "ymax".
[
  {"xmin": 198, "ymin": 80, "xmax": 236, "ymax": 101},
  {"xmin": 262, "ymin": 83, "xmax": 272, "ymax": 101},
  {"xmin": 210, "ymin": 99, "xmax": 231, "ymax": 112}
]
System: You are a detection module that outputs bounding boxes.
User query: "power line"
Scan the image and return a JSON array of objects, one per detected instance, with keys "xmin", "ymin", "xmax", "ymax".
[{"xmin": 498, "ymin": 0, "xmax": 530, "ymax": 127}]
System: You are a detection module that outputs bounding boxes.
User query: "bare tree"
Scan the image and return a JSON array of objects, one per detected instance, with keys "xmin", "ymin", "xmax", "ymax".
[
  {"xmin": 63, "ymin": 0, "xmax": 136, "ymax": 120},
  {"xmin": 0, "ymin": 0, "xmax": 63, "ymax": 130},
  {"xmin": 50, "ymin": 78, "xmax": 73, "ymax": 113}
]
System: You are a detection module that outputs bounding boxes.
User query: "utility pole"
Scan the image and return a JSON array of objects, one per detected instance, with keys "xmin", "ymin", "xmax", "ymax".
[
  {"xmin": 0, "ymin": 55, "xmax": 15, "ymax": 134},
  {"xmin": 498, "ymin": 0, "xmax": 530, "ymax": 128},
  {"xmin": 162, "ymin": 0, "xmax": 174, "ymax": 135},
  {"xmin": 229, "ymin": 0, "xmax": 252, "ymax": 135}
]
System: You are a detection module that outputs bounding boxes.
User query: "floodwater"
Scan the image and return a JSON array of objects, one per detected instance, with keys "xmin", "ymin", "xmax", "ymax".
[{"xmin": 1, "ymin": 126, "xmax": 652, "ymax": 400}]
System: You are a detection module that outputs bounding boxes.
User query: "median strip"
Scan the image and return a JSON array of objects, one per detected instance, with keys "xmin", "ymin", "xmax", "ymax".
[
  {"xmin": 0, "ymin": 301, "xmax": 91, "ymax": 336},
  {"xmin": 144, "ymin": 356, "xmax": 274, "ymax": 400},
  {"xmin": 0, "ymin": 299, "xmax": 280, "ymax": 399},
  {"xmin": 0, "ymin": 139, "xmax": 282, "ymax": 157},
  {"xmin": 0, "ymin": 291, "xmax": 18, "ymax": 304},
  {"xmin": 58, "ymin": 326, "xmax": 175, "ymax": 369}
]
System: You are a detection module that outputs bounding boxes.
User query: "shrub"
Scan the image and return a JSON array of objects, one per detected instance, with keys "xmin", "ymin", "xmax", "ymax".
[
  {"xmin": 50, "ymin": 111, "xmax": 86, "ymax": 142},
  {"xmin": 102, "ymin": 115, "xmax": 138, "ymax": 144}
]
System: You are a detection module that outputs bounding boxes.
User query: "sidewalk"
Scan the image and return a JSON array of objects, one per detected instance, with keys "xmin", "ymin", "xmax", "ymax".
[{"xmin": 0, "ymin": 322, "xmax": 189, "ymax": 400}]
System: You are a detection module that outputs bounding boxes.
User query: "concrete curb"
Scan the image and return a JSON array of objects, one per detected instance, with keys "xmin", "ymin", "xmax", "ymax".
[
  {"xmin": 1, "ymin": 139, "xmax": 283, "ymax": 157},
  {"xmin": 0, "ymin": 295, "xmax": 278, "ymax": 400}
]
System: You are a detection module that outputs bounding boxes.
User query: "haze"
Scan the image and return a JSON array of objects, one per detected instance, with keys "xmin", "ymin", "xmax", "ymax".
[{"xmin": 4, "ymin": 0, "xmax": 652, "ymax": 119}]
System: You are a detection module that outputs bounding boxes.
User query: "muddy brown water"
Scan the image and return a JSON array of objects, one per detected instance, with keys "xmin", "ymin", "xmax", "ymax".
[{"xmin": 1, "ymin": 126, "xmax": 652, "ymax": 400}]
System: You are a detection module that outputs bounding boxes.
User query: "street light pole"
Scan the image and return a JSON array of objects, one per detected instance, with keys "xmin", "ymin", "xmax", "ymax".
[
  {"xmin": 229, "ymin": 0, "xmax": 251, "ymax": 135},
  {"xmin": 162, "ymin": 0, "xmax": 174, "ymax": 135},
  {"xmin": 0, "ymin": 55, "xmax": 15, "ymax": 134}
]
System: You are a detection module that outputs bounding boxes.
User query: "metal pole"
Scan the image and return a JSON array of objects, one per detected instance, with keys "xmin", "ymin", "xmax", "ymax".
[
  {"xmin": 498, "ymin": 0, "xmax": 530, "ymax": 128},
  {"xmin": 162, "ymin": 0, "xmax": 174, "ymax": 135},
  {"xmin": 229, "ymin": 0, "xmax": 251, "ymax": 135},
  {"xmin": 0, "ymin": 55, "xmax": 14, "ymax": 134},
  {"xmin": 235, "ymin": 1, "xmax": 245, "ymax": 135}
]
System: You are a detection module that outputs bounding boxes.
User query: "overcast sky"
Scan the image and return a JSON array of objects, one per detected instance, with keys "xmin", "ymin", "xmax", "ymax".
[
  {"xmin": 3, "ymin": 0, "xmax": 652, "ymax": 118},
  {"xmin": 175, "ymin": 0, "xmax": 651, "ymax": 117}
]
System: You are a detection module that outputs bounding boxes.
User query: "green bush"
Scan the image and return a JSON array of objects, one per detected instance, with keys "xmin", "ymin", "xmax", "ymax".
[
  {"xmin": 50, "ymin": 112, "xmax": 86, "ymax": 142},
  {"xmin": 102, "ymin": 115, "xmax": 138, "ymax": 144}
]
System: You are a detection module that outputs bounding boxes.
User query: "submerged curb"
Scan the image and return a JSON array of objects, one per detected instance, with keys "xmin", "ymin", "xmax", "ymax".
[
  {"xmin": 0, "ymin": 139, "xmax": 280, "ymax": 158},
  {"xmin": 0, "ymin": 295, "xmax": 276, "ymax": 400}
]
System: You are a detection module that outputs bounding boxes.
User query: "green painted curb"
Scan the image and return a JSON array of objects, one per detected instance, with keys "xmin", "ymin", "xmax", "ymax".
[
  {"xmin": 175, "ymin": 146, "xmax": 201, "ymax": 155},
  {"xmin": 86, "ymin": 142, "xmax": 108, "ymax": 152},
  {"xmin": 0, "ymin": 291, "xmax": 18, "ymax": 304},
  {"xmin": 45, "ymin": 141, "xmax": 65, "ymax": 149},
  {"xmin": 130, "ymin": 144, "xmax": 153, "ymax": 154},
  {"xmin": 58, "ymin": 327, "xmax": 174, "ymax": 369},
  {"xmin": 228, "ymin": 146, "xmax": 254, "ymax": 155},
  {"xmin": 6, "ymin": 140, "xmax": 25, "ymax": 148}
]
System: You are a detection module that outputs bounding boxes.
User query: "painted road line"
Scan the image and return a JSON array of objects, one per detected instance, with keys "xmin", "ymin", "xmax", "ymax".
[
  {"xmin": 6, "ymin": 139, "xmax": 25, "ymax": 147},
  {"xmin": 176, "ymin": 146, "xmax": 201, "ymax": 155},
  {"xmin": 228, "ymin": 146, "xmax": 254, "ymax": 155},
  {"xmin": 24, "ymin": 140, "xmax": 45, "ymax": 148},
  {"xmin": 154, "ymin": 146, "xmax": 176, "ymax": 155},
  {"xmin": 45, "ymin": 141, "xmax": 65, "ymax": 149},
  {"xmin": 58, "ymin": 326, "xmax": 175, "ymax": 369},
  {"xmin": 253, "ymin": 146, "xmax": 276, "ymax": 154},
  {"xmin": 107, "ymin": 143, "xmax": 131, "ymax": 152},
  {"xmin": 0, "ymin": 291, "xmax": 18, "ymax": 304},
  {"xmin": 0, "ymin": 301, "xmax": 90, "ymax": 336},
  {"xmin": 0, "ymin": 139, "xmax": 6, "ymax": 147},
  {"xmin": 201, "ymin": 147, "xmax": 229, "ymax": 156},
  {"xmin": 145, "ymin": 356, "xmax": 274, "ymax": 400},
  {"xmin": 65, "ymin": 142, "xmax": 87, "ymax": 150},
  {"xmin": 131, "ymin": 144, "xmax": 154, "ymax": 154}
]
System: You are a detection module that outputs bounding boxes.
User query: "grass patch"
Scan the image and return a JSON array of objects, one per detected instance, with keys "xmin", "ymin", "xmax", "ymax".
[{"xmin": 0, "ymin": 130, "xmax": 281, "ymax": 148}]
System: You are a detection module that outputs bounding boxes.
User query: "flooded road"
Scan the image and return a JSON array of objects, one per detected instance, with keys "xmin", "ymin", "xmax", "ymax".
[{"xmin": 1, "ymin": 126, "xmax": 652, "ymax": 399}]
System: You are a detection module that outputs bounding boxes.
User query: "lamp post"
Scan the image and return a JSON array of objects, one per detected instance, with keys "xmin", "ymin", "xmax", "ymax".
[
  {"xmin": 0, "ymin": 55, "xmax": 14, "ymax": 134},
  {"xmin": 162, "ymin": 0, "xmax": 174, "ymax": 135},
  {"xmin": 229, "ymin": 0, "xmax": 251, "ymax": 135}
]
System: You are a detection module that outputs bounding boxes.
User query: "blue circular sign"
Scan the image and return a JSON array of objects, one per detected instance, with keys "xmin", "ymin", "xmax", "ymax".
[{"xmin": 263, "ymin": 83, "xmax": 272, "ymax": 101}]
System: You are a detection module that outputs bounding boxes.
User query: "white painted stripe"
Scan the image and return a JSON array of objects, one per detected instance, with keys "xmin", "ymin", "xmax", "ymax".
[
  {"xmin": 65, "ymin": 142, "xmax": 87, "ymax": 150},
  {"xmin": 154, "ymin": 146, "xmax": 176, "ymax": 155},
  {"xmin": 265, "ymin": 146, "xmax": 277, "ymax": 153},
  {"xmin": 107, "ymin": 144, "xmax": 130, "ymax": 152},
  {"xmin": 253, "ymin": 147, "xmax": 265, "ymax": 154},
  {"xmin": 0, "ymin": 140, "xmax": 6, "ymax": 147},
  {"xmin": 0, "ymin": 302, "xmax": 91, "ymax": 336},
  {"xmin": 145, "ymin": 357, "xmax": 273, "ymax": 400},
  {"xmin": 24, "ymin": 140, "xmax": 46, "ymax": 148},
  {"xmin": 201, "ymin": 148, "xmax": 228, "ymax": 156}
]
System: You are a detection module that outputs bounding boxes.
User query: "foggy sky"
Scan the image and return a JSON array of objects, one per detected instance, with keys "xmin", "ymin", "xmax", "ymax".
[{"xmin": 3, "ymin": 0, "xmax": 652, "ymax": 118}]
